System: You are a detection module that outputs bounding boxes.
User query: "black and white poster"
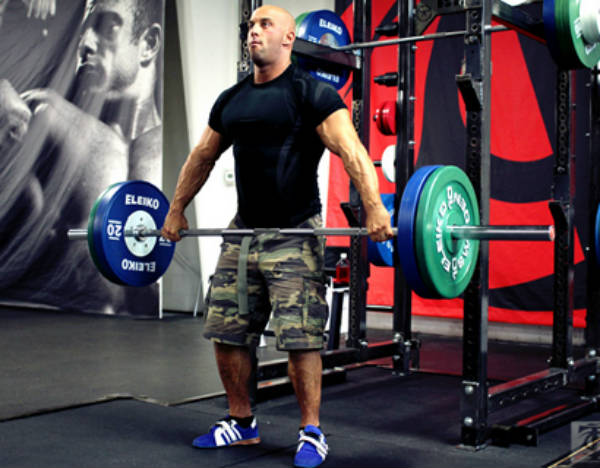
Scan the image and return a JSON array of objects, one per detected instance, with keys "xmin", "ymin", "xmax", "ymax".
[{"xmin": 0, "ymin": 0, "xmax": 165, "ymax": 316}]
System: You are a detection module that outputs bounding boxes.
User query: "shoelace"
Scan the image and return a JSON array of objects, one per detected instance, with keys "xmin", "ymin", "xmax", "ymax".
[{"xmin": 297, "ymin": 430, "xmax": 328, "ymax": 458}]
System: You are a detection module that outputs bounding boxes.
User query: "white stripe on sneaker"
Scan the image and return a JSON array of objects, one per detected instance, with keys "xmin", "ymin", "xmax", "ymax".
[
  {"xmin": 229, "ymin": 422, "xmax": 242, "ymax": 440},
  {"xmin": 214, "ymin": 421, "xmax": 241, "ymax": 446},
  {"xmin": 298, "ymin": 432, "xmax": 328, "ymax": 458}
]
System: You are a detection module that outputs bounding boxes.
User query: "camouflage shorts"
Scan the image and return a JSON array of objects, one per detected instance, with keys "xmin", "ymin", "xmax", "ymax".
[{"xmin": 203, "ymin": 214, "xmax": 329, "ymax": 351}]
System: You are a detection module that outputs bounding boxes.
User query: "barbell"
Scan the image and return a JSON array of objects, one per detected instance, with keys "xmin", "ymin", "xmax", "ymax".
[
  {"xmin": 67, "ymin": 165, "xmax": 554, "ymax": 299},
  {"xmin": 293, "ymin": 1, "xmax": 600, "ymax": 92}
]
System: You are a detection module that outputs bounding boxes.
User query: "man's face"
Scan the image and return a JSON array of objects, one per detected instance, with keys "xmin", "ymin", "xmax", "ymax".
[
  {"xmin": 76, "ymin": 0, "xmax": 140, "ymax": 97},
  {"xmin": 247, "ymin": 6, "xmax": 293, "ymax": 66}
]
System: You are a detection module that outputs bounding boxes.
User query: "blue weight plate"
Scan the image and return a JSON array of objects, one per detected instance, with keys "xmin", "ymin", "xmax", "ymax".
[
  {"xmin": 296, "ymin": 10, "xmax": 351, "ymax": 90},
  {"xmin": 89, "ymin": 182, "xmax": 127, "ymax": 285},
  {"xmin": 596, "ymin": 204, "xmax": 600, "ymax": 265},
  {"xmin": 367, "ymin": 193, "xmax": 395, "ymax": 267},
  {"xmin": 397, "ymin": 165, "xmax": 442, "ymax": 298},
  {"xmin": 92, "ymin": 180, "xmax": 175, "ymax": 287}
]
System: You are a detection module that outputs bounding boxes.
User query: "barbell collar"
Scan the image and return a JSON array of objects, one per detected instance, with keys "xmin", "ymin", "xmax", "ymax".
[{"xmin": 447, "ymin": 225, "xmax": 555, "ymax": 241}]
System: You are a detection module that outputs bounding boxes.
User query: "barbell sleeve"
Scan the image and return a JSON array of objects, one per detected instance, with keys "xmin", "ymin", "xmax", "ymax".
[
  {"xmin": 67, "ymin": 229, "xmax": 88, "ymax": 240},
  {"xmin": 447, "ymin": 225, "xmax": 555, "ymax": 241}
]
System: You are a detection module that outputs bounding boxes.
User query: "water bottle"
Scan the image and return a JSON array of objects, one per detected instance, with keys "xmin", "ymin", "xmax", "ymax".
[{"xmin": 334, "ymin": 252, "xmax": 350, "ymax": 286}]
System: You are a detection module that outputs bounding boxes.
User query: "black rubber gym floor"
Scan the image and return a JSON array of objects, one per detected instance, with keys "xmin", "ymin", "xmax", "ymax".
[{"xmin": 0, "ymin": 306, "xmax": 593, "ymax": 467}]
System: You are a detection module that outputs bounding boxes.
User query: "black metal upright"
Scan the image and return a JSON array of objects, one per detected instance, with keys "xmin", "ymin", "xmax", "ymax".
[
  {"xmin": 586, "ymin": 66, "xmax": 600, "ymax": 352},
  {"xmin": 346, "ymin": 0, "xmax": 371, "ymax": 350},
  {"xmin": 392, "ymin": 0, "xmax": 417, "ymax": 374},
  {"xmin": 460, "ymin": 0, "xmax": 492, "ymax": 449},
  {"xmin": 237, "ymin": 0, "xmax": 260, "ymax": 82},
  {"xmin": 548, "ymin": 69, "xmax": 576, "ymax": 369}
]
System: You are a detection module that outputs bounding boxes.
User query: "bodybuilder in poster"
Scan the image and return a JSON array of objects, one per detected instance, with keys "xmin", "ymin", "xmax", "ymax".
[{"xmin": 0, "ymin": 0, "xmax": 164, "ymax": 315}]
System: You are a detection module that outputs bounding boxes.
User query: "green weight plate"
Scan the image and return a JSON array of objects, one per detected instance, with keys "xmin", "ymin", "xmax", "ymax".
[
  {"xmin": 556, "ymin": 0, "xmax": 580, "ymax": 68},
  {"xmin": 556, "ymin": 0, "xmax": 582, "ymax": 68},
  {"xmin": 296, "ymin": 12, "xmax": 310, "ymax": 28},
  {"xmin": 414, "ymin": 166, "xmax": 480, "ymax": 298},
  {"xmin": 554, "ymin": 0, "xmax": 581, "ymax": 69},
  {"xmin": 567, "ymin": 0, "xmax": 600, "ymax": 68},
  {"xmin": 550, "ymin": 0, "xmax": 600, "ymax": 69}
]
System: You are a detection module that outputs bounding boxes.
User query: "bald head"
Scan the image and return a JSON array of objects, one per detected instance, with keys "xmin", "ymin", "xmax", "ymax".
[
  {"xmin": 252, "ymin": 5, "xmax": 296, "ymax": 36},
  {"xmin": 248, "ymin": 4, "xmax": 296, "ymax": 78}
]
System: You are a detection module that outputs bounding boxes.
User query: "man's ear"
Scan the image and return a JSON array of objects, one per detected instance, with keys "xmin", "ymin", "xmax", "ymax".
[
  {"xmin": 139, "ymin": 23, "xmax": 162, "ymax": 65},
  {"xmin": 282, "ymin": 30, "xmax": 295, "ymax": 48}
]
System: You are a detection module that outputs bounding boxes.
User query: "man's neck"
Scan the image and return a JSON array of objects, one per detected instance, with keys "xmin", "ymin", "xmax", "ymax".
[
  {"xmin": 102, "ymin": 95, "xmax": 160, "ymax": 141},
  {"xmin": 253, "ymin": 58, "xmax": 291, "ymax": 84},
  {"xmin": 102, "ymin": 66, "xmax": 161, "ymax": 141}
]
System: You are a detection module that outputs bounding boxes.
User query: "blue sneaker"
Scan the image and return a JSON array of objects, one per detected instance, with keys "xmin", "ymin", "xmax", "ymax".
[
  {"xmin": 294, "ymin": 425, "xmax": 328, "ymax": 468},
  {"xmin": 192, "ymin": 417, "xmax": 261, "ymax": 448}
]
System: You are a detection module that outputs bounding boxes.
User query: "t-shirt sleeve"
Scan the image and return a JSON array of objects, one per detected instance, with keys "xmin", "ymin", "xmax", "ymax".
[
  {"xmin": 305, "ymin": 80, "xmax": 347, "ymax": 128},
  {"xmin": 208, "ymin": 89, "xmax": 229, "ymax": 135}
]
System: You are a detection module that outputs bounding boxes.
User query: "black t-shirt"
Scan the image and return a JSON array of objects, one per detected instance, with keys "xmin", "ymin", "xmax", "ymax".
[{"xmin": 208, "ymin": 64, "xmax": 346, "ymax": 227}]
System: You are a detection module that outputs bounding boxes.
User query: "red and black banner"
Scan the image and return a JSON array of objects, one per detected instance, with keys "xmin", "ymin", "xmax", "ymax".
[{"xmin": 328, "ymin": 0, "xmax": 590, "ymax": 327}]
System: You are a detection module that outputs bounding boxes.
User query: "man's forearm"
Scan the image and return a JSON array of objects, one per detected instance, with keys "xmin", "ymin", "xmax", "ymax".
[
  {"xmin": 340, "ymin": 140, "xmax": 383, "ymax": 213},
  {"xmin": 170, "ymin": 146, "xmax": 217, "ymax": 213},
  {"xmin": 170, "ymin": 156, "xmax": 215, "ymax": 213},
  {"xmin": 169, "ymin": 126, "xmax": 225, "ymax": 214},
  {"xmin": 316, "ymin": 109, "xmax": 384, "ymax": 214}
]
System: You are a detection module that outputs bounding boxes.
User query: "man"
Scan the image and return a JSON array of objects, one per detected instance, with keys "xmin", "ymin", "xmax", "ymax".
[
  {"xmin": 74, "ymin": 0, "xmax": 163, "ymax": 184},
  {"xmin": 16, "ymin": 0, "xmax": 163, "ymax": 186},
  {"xmin": 161, "ymin": 5, "xmax": 393, "ymax": 468}
]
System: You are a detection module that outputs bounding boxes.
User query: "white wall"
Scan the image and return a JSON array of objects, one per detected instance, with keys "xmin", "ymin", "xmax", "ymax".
[
  {"xmin": 176, "ymin": 0, "xmax": 239, "ymax": 301},
  {"xmin": 175, "ymin": 0, "xmax": 334, "ymax": 300}
]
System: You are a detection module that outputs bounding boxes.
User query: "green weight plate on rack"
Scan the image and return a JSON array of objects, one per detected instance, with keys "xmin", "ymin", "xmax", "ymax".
[
  {"xmin": 414, "ymin": 166, "xmax": 480, "ymax": 299},
  {"xmin": 556, "ymin": 0, "xmax": 579, "ymax": 68},
  {"xmin": 567, "ymin": 0, "xmax": 600, "ymax": 68},
  {"xmin": 546, "ymin": 0, "xmax": 600, "ymax": 69},
  {"xmin": 556, "ymin": 0, "xmax": 581, "ymax": 68},
  {"xmin": 296, "ymin": 12, "xmax": 310, "ymax": 28}
]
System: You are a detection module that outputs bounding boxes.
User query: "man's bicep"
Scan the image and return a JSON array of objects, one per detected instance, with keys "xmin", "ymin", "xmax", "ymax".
[
  {"xmin": 316, "ymin": 108, "xmax": 358, "ymax": 157},
  {"xmin": 194, "ymin": 125, "xmax": 231, "ymax": 161}
]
